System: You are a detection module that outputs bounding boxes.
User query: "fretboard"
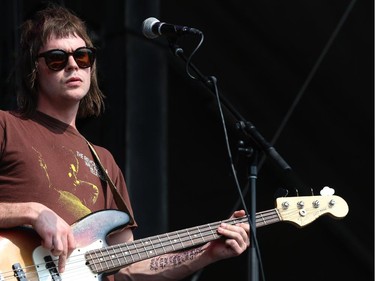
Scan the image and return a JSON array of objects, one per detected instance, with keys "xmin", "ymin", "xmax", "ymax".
[{"xmin": 85, "ymin": 208, "xmax": 281, "ymax": 273}]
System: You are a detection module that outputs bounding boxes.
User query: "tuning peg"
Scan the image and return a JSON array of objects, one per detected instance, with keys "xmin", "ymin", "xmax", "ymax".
[{"xmin": 274, "ymin": 188, "xmax": 289, "ymax": 198}]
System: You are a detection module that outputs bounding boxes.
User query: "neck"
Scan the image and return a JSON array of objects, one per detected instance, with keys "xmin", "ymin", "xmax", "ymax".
[{"xmin": 36, "ymin": 107, "xmax": 78, "ymax": 128}]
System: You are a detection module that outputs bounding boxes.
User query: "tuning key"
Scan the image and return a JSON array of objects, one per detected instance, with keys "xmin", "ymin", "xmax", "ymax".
[
  {"xmin": 312, "ymin": 200, "xmax": 320, "ymax": 208},
  {"xmin": 281, "ymin": 201, "xmax": 290, "ymax": 210},
  {"xmin": 274, "ymin": 188, "xmax": 289, "ymax": 198},
  {"xmin": 297, "ymin": 201, "xmax": 305, "ymax": 209},
  {"xmin": 329, "ymin": 199, "xmax": 336, "ymax": 207}
]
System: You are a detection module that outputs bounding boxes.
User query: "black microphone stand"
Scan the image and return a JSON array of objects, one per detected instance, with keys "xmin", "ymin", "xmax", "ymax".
[{"xmin": 168, "ymin": 40, "xmax": 292, "ymax": 281}]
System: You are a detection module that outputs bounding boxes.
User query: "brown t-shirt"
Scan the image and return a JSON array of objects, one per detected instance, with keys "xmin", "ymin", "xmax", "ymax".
[{"xmin": 0, "ymin": 110, "xmax": 136, "ymax": 226}]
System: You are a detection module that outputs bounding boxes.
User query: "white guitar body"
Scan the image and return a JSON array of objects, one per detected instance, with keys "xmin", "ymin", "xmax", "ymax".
[{"xmin": 33, "ymin": 240, "xmax": 104, "ymax": 281}]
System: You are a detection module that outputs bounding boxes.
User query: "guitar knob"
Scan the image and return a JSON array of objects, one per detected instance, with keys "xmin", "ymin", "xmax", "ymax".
[
  {"xmin": 282, "ymin": 201, "xmax": 290, "ymax": 209},
  {"xmin": 297, "ymin": 201, "xmax": 304, "ymax": 209},
  {"xmin": 329, "ymin": 199, "xmax": 336, "ymax": 207},
  {"xmin": 313, "ymin": 200, "xmax": 320, "ymax": 208}
]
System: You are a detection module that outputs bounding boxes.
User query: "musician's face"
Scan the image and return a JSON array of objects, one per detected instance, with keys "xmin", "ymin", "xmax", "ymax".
[{"xmin": 35, "ymin": 34, "xmax": 91, "ymax": 115}]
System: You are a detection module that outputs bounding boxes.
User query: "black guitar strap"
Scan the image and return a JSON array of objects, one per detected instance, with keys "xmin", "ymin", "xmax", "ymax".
[{"xmin": 86, "ymin": 140, "xmax": 134, "ymax": 224}]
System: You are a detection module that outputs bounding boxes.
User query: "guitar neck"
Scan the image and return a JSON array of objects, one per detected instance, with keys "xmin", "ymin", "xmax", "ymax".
[{"xmin": 85, "ymin": 208, "xmax": 280, "ymax": 274}]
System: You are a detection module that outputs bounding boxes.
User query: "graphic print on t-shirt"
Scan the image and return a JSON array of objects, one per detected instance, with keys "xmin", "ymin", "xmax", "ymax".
[{"xmin": 32, "ymin": 145, "xmax": 101, "ymax": 220}]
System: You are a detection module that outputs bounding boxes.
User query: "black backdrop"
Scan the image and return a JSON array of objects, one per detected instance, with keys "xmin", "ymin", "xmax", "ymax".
[{"xmin": 0, "ymin": 1, "xmax": 373, "ymax": 280}]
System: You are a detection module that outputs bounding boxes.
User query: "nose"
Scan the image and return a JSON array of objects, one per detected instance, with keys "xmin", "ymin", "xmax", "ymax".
[{"xmin": 65, "ymin": 54, "xmax": 79, "ymax": 70}]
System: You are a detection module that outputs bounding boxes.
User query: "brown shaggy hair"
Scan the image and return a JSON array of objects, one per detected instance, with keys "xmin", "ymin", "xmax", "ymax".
[{"xmin": 17, "ymin": 4, "xmax": 105, "ymax": 118}]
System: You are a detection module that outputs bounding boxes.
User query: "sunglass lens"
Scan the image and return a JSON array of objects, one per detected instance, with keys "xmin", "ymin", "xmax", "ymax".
[
  {"xmin": 44, "ymin": 50, "xmax": 67, "ymax": 71},
  {"xmin": 74, "ymin": 48, "xmax": 95, "ymax": 68}
]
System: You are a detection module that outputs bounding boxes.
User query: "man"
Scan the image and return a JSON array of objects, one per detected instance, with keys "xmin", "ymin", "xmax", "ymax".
[{"xmin": 0, "ymin": 4, "xmax": 250, "ymax": 281}]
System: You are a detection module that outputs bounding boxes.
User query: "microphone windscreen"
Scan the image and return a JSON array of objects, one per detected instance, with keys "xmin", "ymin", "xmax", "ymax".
[{"xmin": 142, "ymin": 17, "xmax": 160, "ymax": 39}]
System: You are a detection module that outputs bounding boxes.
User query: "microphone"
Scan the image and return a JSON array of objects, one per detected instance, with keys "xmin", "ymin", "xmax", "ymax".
[{"xmin": 142, "ymin": 17, "xmax": 202, "ymax": 39}]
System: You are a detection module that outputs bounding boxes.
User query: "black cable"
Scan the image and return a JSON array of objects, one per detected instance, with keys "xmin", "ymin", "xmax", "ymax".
[
  {"xmin": 258, "ymin": 0, "xmax": 358, "ymax": 170},
  {"xmin": 138, "ymin": 2, "xmax": 358, "ymax": 280},
  {"xmin": 187, "ymin": 2, "xmax": 358, "ymax": 280},
  {"xmin": 232, "ymin": 0, "xmax": 358, "ymax": 213},
  {"xmin": 178, "ymin": 34, "xmax": 266, "ymax": 281},
  {"xmin": 210, "ymin": 76, "xmax": 266, "ymax": 281}
]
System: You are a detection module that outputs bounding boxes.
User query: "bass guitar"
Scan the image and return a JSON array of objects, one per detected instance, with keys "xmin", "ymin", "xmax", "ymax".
[{"xmin": 0, "ymin": 193, "xmax": 349, "ymax": 281}]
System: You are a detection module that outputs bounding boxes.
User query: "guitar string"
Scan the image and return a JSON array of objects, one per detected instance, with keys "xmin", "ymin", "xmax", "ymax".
[
  {"xmin": 1, "ymin": 263, "xmax": 102, "ymax": 281},
  {"xmin": 1, "ymin": 209, "xmax": 283, "ymax": 279},
  {"xmin": 1, "ymin": 261, "xmax": 94, "ymax": 281},
  {"xmin": 0, "ymin": 210, "xmax": 269, "ymax": 280},
  {"xmin": 83, "ymin": 210, "xmax": 282, "ymax": 271},
  {"xmin": 1, "ymin": 206, "xmax": 323, "ymax": 280},
  {"xmin": 83, "ymin": 204, "xmax": 325, "ymax": 271}
]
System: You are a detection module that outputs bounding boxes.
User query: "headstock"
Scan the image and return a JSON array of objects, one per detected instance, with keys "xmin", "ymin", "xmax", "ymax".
[{"xmin": 276, "ymin": 190, "xmax": 349, "ymax": 227}]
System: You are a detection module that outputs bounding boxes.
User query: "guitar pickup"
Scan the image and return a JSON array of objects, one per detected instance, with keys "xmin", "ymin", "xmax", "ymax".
[
  {"xmin": 44, "ymin": 256, "xmax": 62, "ymax": 281},
  {"xmin": 12, "ymin": 263, "xmax": 27, "ymax": 281}
]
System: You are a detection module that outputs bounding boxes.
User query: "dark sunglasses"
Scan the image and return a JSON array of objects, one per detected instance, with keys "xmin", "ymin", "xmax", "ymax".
[{"xmin": 37, "ymin": 47, "xmax": 96, "ymax": 71}]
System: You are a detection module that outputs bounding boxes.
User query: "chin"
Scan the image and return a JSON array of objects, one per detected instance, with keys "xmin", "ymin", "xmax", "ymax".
[{"xmin": 66, "ymin": 90, "xmax": 88, "ymax": 101}]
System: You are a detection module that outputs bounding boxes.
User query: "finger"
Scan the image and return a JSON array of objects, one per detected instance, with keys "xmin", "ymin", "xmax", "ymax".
[
  {"xmin": 67, "ymin": 231, "xmax": 76, "ymax": 254},
  {"xmin": 54, "ymin": 236, "xmax": 68, "ymax": 273},
  {"xmin": 218, "ymin": 223, "xmax": 249, "ymax": 248},
  {"xmin": 41, "ymin": 237, "xmax": 53, "ymax": 250},
  {"xmin": 237, "ymin": 223, "xmax": 250, "ymax": 241},
  {"xmin": 58, "ymin": 252, "xmax": 67, "ymax": 273},
  {"xmin": 233, "ymin": 210, "xmax": 246, "ymax": 218},
  {"xmin": 51, "ymin": 236, "xmax": 64, "ymax": 256}
]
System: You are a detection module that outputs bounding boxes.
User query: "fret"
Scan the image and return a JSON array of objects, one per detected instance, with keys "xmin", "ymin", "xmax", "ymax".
[
  {"xmin": 91, "ymin": 249, "xmax": 103, "ymax": 272},
  {"xmin": 139, "ymin": 239, "xmax": 151, "ymax": 259},
  {"xmin": 169, "ymin": 231, "xmax": 182, "ymax": 250},
  {"xmin": 86, "ymin": 209, "xmax": 283, "ymax": 274},
  {"xmin": 149, "ymin": 237, "xmax": 158, "ymax": 256},
  {"xmin": 157, "ymin": 235, "xmax": 167, "ymax": 254},
  {"xmin": 175, "ymin": 230, "xmax": 185, "ymax": 249},
  {"xmin": 197, "ymin": 226, "xmax": 205, "ymax": 243},
  {"xmin": 112, "ymin": 247, "xmax": 122, "ymax": 268},
  {"xmin": 106, "ymin": 247, "xmax": 117, "ymax": 270},
  {"xmin": 182, "ymin": 228, "xmax": 198, "ymax": 247},
  {"xmin": 116, "ymin": 244, "xmax": 129, "ymax": 266},
  {"xmin": 95, "ymin": 248, "xmax": 111, "ymax": 271},
  {"xmin": 144, "ymin": 238, "xmax": 156, "ymax": 257},
  {"xmin": 132, "ymin": 240, "xmax": 143, "ymax": 262},
  {"xmin": 200, "ymin": 224, "xmax": 216, "ymax": 242},
  {"xmin": 158, "ymin": 233, "xmax": 175, "ymax": 253},
  {"xmin": 186, "ymin": 228, "xmax": 194, "ymax": 246},
  {"xmin": 192, "ymin": 225, "xmax": 205, "ymax": 242},
  {"xmin": 94, "ymin": 249, "xmax": 106, "ymax": 272},
  {"xmin": 258, "ymin": 213, "xmax": 267, "ymax": 227},
  {"xmin": 132, "ymin": 239, "xmax": 142, "ymax": 259},
  {"xmin": 166, "ymin": 232, "xmax": 176, "ymax": 251},
  {"xmin": 255, "ymin": 210, "xmax": 281, "ymax": 228},
  {"xmin": 208, "ymin": 222, "xmax": 217, "ymax": 239},
  {"xmin": 124, "ymin": 243, "xmax": 135, "ymax": 263},
  {"xmin": 103, "ymin": 249, "xmax": 112, "ymax": 270}
]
